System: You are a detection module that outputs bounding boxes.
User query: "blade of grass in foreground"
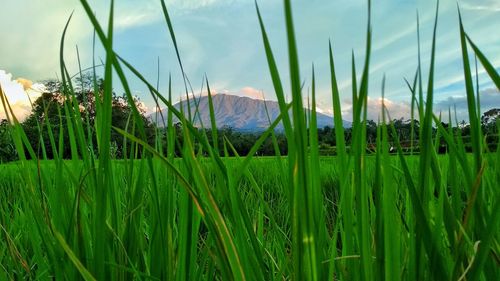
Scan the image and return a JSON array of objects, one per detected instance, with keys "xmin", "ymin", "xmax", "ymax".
[
  {"xmin": 255, "ymin": 1, "xmax": 293, "ymax": 141},
  {"xmin": 97, "ymin": 1, "xmax": 116, "ymax": 279},
  {"xmin": 309, "ymin": 65, "xmax": 326, "ymax": 279},
  {"xmin": 458, "ymin": 9, "xmax": 499, "ymax": 281},
  {"xmin": 458, "ymin": 9, "xmax": 482, "ymax": 176},
  {"xmin": 415, "ymin": 3, "xmax": 454, "ymax": 280},
  {"xmin": 78, "ymin": 0, "xmax": 140, "ymax": 278},
  {"xmin": 327, "ymin": 40, "xmax": 352, "ymax": 280},
  {"xmin": 457, "ymin": 14, "xmax": 494, "ymax": 280},
  {"xmin": 283, "ymin": 1, "xmax": 322, "ymax": 279},
  {"xmin": 159, "ymin": 0, "xmax": 193, "ymax": 121},
  {"xmin": 59, "ymin": 14, "xmax": 79, "ymax": 161},
  {"xmin": 350, "ymin": 0, "xmax": 373, "ymax": 279},
  {"xmin": 328, "ymin": 41, "xmax": 347, "ymax": 173},
  {"xmin": 309, "ymin": 66, "xmax": 321, "ymax": 221},
  {"xmin": 380, "ymin": 76, "xmax": 401, "ymax": 281},
  {"xmin": 386, "ymin": 111, "xmax": 450, "ymax": 281},
  {"xmin": 181, "ymin": 122, "xmax": 246, "ymax": 280},
  {"xmin": 418, "ymin": 0, "xmax": 439, "ymax": 204},
  {"xmin": 465, "ymin": 34, "xmax": 500, "ymax": 90},
  {"xmin": 255, "ymin": 2, "xmax": 297, "ymax": 229},
  {"xmin": 404, "ymin": 68, "xmax": 419, "ymax": 155},
  {"xmin": 465, "ymin": 192, "xmax": 500, "ymax": 281},
  {"xmin": 205, "ymin": 77, "xmax": 219, "ymax": 154},
  {"xmin": 54, "ymin": 231, "xmax": 96, "ymax": 281},
  {"xmin": 416, "ymin": 13, "xmax": 425, "ymax": 137}
]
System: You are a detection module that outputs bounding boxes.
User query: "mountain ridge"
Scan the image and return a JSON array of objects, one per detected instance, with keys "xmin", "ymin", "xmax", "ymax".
[{"xmin": 150, "ymin": 94, "xmax": 351, "ymax": 131}]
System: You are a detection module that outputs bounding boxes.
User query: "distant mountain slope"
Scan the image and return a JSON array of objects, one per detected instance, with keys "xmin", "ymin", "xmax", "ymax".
[{"xmin": 150, "ymin": 94, "xmax": 351, "ymax": 131}]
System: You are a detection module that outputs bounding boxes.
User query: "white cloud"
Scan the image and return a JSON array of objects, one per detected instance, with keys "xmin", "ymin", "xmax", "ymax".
[
  {"xmin": 341, "ymin": 97, "xmax": 412, "ymax": 122},
  {"xmin": 0, "ymin": 70, "xmax": 42, "ymax": 121},
  {"xmin": 113, "ymin": 1, "xmax": 163, "ymax": 30},
  {"xmin": 240, "ymin": 87, "xmax": 265, "ymax": 100},
  {"xmin": 335, "ymin": 88, "xmax": 500, "ymax": 123},
  {"xmin": 115, "ymin": 13, "xmax": 155, "ymax": 30},
  {"xmin": 173, "ymin": 86, "xmax": 264, "ymax": 104},
  {"xmin": 461, "ymin": 0, "xmax": 500, "ymax": 12}
]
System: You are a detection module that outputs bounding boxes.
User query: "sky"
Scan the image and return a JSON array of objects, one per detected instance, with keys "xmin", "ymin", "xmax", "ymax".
[{"xmin": 1, "ymin": 0, "xmax": 499, "ymax": 122}]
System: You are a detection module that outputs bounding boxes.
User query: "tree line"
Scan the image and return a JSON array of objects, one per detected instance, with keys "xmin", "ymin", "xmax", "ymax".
[{"xmin": 0, "ymin": 77, "xmax": 499, "ymax": 162}]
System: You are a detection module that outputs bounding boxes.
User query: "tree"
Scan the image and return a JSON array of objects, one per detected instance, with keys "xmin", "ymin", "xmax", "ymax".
[
  {"xmin": 0, "ymin": 119, "xmax": 17, "ymax": 162},
  {"xmin": 366, "ymin": 120, "xmax": 377, "ymax": 145},
  {"xmin": 481, "ymin": 108, "xmax": 500, "ymax": 150},
  {"xmin": 21, "ymin": 75, "xmax": 155, "ymax": 159},
  {"xmin": 22, "ymin": 86, "xmax": 68, "ymax": 158},
  {"xmin": 481, "ymin": 108, "xmax": 500, "ymax": 134}
]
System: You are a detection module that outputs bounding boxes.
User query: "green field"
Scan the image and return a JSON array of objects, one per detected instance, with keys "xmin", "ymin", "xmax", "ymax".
[
  {"xmin": 0, "ymin": 0, "xmax": 499, "ymax": 280},
  {"xmin": 0, "ymin": 154, "xmax": 497, "ymax": 280}
]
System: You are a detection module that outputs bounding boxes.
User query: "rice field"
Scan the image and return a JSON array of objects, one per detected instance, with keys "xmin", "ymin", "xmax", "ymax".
[{"xmin": 0, "ymin": 0, "xmax": 499, "ymax": 280}]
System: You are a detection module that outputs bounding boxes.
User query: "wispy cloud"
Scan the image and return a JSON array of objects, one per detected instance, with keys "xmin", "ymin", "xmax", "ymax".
[
  {"xmin": 165, "ymin": 0, "xmax": 258, "ymax": 11},
  {"xmin": 461, "ymin": 0, "xmax": 500, "ymax": 12},
  {"xmin": 115, "ymin": 13, "xmax": 157, "ymax": 30},
  {"xmin": 113, "ymin": 1, "xmax": 164, "ymax": 30}
]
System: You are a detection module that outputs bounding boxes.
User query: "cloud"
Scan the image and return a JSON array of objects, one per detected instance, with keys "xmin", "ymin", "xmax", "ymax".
[
  {"xmin": 341, "ymin": 97, "xmax": 412, "ymax": 122},
  {"xmin": 435, "ymin": 88, "xmax": 500, "ymax": 121},
  {"xmin": 0, "ymin": 0, "xmax": 98, "ymax": 82},
  {"xmin": 0, "ymin": 70, "xmax": 42, "ymax": 121},
  {"xmin": 240, "ymin": 87, "xmax": 265, "ymax": 100},
  {"xmin": 16, "ymin": 78, "xmax": 33, "ymax": 91},
  {"xmin": 337, "ymin": 88, "xmax": 500, "ymax": 123},
  {"xmin": 113, "ymin": 1, "xmax": 164, "ymax": 30},
  {"xmin": 461, "ymin": 0, "xmax": 500, "ymax": 12},
  {"xmin": 165, "ymin": 0, "xmax": 252, "ymax": 11},
  {"xmin": 115, "ymin": 13, "xmax": 156, "ymax": 30},
  {"xmin": 174, "ymin": 86, "xmax": 264, "ymax": 103}
]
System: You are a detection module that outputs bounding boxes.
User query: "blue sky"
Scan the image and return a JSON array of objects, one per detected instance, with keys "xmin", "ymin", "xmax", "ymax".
[{"xmin": 1, "ymin": 0, "xmax": 499, "ymax": 121}]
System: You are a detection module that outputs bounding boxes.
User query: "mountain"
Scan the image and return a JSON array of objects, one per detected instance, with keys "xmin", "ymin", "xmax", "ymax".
[{"xmin": 150, "ymin": 94, "xmax": 351, "ymax": 131}]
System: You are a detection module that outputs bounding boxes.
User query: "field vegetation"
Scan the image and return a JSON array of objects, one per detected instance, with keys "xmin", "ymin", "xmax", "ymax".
[{"xmin": 0, "ymin": 0, "xmax": 499, "ymax": 280}]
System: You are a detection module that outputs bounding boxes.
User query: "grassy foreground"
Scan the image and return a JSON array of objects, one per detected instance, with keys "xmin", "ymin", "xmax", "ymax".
[{"xmin": 0, "ymin": 0, "xmax": 499, "ymax": 280}]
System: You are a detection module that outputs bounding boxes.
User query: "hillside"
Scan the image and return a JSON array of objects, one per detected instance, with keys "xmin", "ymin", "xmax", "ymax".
[{"xmin": 150, "ymin": 94, "xmax": 351, "ymax": 131}]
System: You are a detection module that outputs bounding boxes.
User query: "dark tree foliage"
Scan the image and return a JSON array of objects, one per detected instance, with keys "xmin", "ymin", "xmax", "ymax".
[
  {"xmin": 22, "ymin": 89, "xmax": 69, "ymax": 158},
  {"xmin": 481, "ymin": 108, "xmax": 500, "ymax": 150},
  {"xmin": 0, "ymin": 119, "xmax": 17, "ymax": 162},
  {"xmin": 21, "ymin": 75, "xmax": 155, "ymax": 159},
  {"xmin": 164, "ymin": 126, "xmax": 288, "ymax": 157}
]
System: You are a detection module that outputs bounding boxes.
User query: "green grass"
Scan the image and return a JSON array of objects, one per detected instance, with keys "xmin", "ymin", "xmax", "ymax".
[
  {"xmin": 0, "ymin": 0, "xmax": 499, "ymax": 280},
  {"xmin": 0, "ymin": 154, "xmax": 497, "ymax": 280}
]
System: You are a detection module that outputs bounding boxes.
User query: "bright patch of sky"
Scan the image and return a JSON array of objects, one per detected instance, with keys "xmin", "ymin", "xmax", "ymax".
[
  {"xmin": 0, "ymin": 70, "xmax": 44, "ymax": 120},
  {"xmin": 1, "ymin": 0, "xmax": 499, "ymax": 121}
]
